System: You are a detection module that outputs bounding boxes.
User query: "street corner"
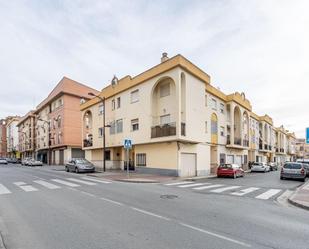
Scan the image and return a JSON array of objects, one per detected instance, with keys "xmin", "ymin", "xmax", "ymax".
[{"xmin": 288, "ymin": 181, "xmax": 309, "ymax": 211}]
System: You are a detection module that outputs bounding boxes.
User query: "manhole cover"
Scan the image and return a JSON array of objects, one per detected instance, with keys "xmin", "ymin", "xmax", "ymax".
[{"xmin": 160, "ymin": 194, "xmax": 178, "ymax": 199}]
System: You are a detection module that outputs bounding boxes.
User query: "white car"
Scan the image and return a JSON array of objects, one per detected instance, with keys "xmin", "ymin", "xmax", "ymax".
[
  {"xmin": 27, "ymin": 159, "xmax": 43, "ymax": 167},
  {"xmin": 0, "ymin": 158, "xmax": 8, "ymax": 165},
  {"xmin": 251, "ymin": 162, "xmax": 270, "ymax": 172}
]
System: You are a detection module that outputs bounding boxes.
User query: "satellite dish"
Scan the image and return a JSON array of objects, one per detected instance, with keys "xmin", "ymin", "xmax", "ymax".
[
  {"xmin": 111, "ymin": 75, "xmax": 118, "ymax": 87},
  {"xmin": 80, "ymin": 98, "xmax": 86, "ymax": 104}
]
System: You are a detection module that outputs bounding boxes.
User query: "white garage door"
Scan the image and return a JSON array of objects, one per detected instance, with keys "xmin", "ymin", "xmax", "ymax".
[
  {"xmin": 227, "ymin": 155, "xmax": 234, "ymax": 164},
  {"xmin": 180, "ymin": 153, "xmax": 197, "ymax": 177}
]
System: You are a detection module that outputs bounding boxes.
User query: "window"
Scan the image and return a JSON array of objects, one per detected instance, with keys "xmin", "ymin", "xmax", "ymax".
[
  {"xmin": 205, "ymin": 121, "xmax": 208, "ymax": 133},
  {"xmin": 136, "ymin": 153, "xmax": 146, "ymax": 166},
  {"xmin": 220, "ymin": 126, "xmax": 225, "ymax": 136},
  {"xmin": 131, "ymin": 119, "xmax": 139, "ymax": 131},
  {"xmin": 110, "ymin": 121, "xmax": 115, "ymax": 135},
  {"xmin": 205, "ymin": 95, "xmax": 208, "ymax": 106},
  {"xmin": 116, "ymin": 119, "xmax": 123, "ymax": 133},
  {"xmin": 57, "ymin": 116, "xmax": 61, "ymax": 128},
  {"xmin": 160, "ymin": 83, "xmax": 170, "ymax": 97},
  {"xmin": 111, "ymin": 99, "xmax": 115, "ymax": 110},
  {"xmin": 117, "ymin": 97, "xmax": 121, "ymax": 109},
  {"xmin": 98, "ymin": 104, "xmax": 104, "ymax": 115},
  {"xmin": 131, "ymin": 89, "xmax": 139, "ymax": 103},
  {"xmin": 160, "ymin": 114, "xmax": 170, "ymax": 125},
  {"xmin": 98, "ymin": 127, "xmax": 104, "ymax": 137},
  {"xmin": 211, "ymin": 98, "xmax": 217, "ymax": 110},
  {"xmin": 220, "ymin": 103, "xmax": 224, "ymax": 114},
  {"xmin": 58, "ymin": 99, "xmax": 63, "ymax": 107},
  {"xmin": 105, "ymin": 150, "xmax": 111, "ymax": 160},
  {"xmin": 58, "ymin": 132, "xmax": 62, "ymax": 144}
]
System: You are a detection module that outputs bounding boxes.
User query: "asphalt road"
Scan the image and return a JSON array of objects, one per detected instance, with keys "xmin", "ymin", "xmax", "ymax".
[{"xmin": 0, "ymin": 164, "xmax": 308, "ymax": 249}]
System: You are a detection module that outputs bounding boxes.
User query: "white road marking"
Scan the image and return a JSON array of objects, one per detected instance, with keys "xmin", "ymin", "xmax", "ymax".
[
  {"xmin": 81, "ymin": 177, "xmax": 111, "ymax": 184},
  {"xmin": 165, "ymin": 181, "xmax": 192, "ymax": 186},
  {"xmin": 66, "ymin": 178, "xmax": 97, "ymax": 186},
  {"xmin": 193, "ymin": 184, "xmax": 224, "ymax": 190},
  {"xmin": 79, "ymin": 191, "xmax": 96, "ymax": 197},
  {"xmin": 51, "ymin": 179, "xmax": 80, "ymax": 187},
  {"xmin": 231, "ymin": 187, "xmax": 260, "ymax": 196},
  {"xmin": 33, "ymin": 180, "xmax": 61, "ymax": 189},
  {"xmin": 178, "ymin": 183, "xmax": 208, "ymax": 188},
  {"xmin": 14, "ymin": 182, "xmax": 38, "ymax": 192},
  {"xmin": 100, "ymin": 197, "xmax": 124, "ymax": 206},
  {"xmin": 0, "ymin": 184, "xmax": 11, "ymax": 195},
  {"xmin": 131, "ymin": 207, "xmax": 170, "ymax": 221},
  {"xmin": 211, "ymin": 186, "xmax": 241, "ymax": 193},
  {"xmin": 255, "ymin": 189, "xmax": 282, "ymax": 200},
  {"xmin": 179, "ymin": 222, "xmax": 251, "ymax": 248}
]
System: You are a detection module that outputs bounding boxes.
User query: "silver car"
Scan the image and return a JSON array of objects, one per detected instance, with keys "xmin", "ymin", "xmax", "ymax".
[
  {"xmin": 251, "ymin": 162, "xmax": 270, "ymax": 172},
  {"xmin": 280, "ymin": 162, "xmax": 306, "ymax": 182},
  {"xmin": 0, "ymin": 158, "xmax": 8, "ymax": 165},
  {"xmin": 65, "ymin": 158, "xmax": 95, "ymax": 173}
]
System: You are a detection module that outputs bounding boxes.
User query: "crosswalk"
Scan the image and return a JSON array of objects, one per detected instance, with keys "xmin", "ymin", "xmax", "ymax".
[
  {"xmin": 163, "ymin": 181, "xmax": 283, "ymax": 200},
  {"xmin": 0, "ymin": 177, "xmax": 112, "ymax": 195}
]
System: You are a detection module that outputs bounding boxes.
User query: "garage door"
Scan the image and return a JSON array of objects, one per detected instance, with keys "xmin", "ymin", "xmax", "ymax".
[
  {"xmin": 227, "ymin": 155, "xmax": 234, "ymax": 164},
  {"xmin": 72, "ymin": 148, "xmax": 85, "ymax": 159},
  {"xmin": 180, "ymin": 153, "xmax": 196, "ymax": 177}
]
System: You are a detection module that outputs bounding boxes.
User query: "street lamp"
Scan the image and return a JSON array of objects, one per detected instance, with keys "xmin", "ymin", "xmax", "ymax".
[{"xmin": 88, "ymin": 92, "xmax": 110, "ymax": 172}]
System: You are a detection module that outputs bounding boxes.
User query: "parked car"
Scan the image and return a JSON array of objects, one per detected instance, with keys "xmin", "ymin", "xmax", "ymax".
[
  {"xmin": 22, "ymin": 157, "xmax": 32, "ymax": 166},
  {"xmin": 6, "ymin": 158, "xmax": 18, "ymax": 164},
  {"xmin": 251, "ymin": 162, "xmax": 270, "ymax": 172},
  {"xmin": 0, "ymin": 158, "xmax": 8, "ymax": 165},
  {"xmin": 217, "ymin": 163, "xmax": 244, "ymax": 178},
  {"xmin": 65, "ymin": 158, "xmax": 95, "ymax": 173},
  {"xmin": 268, "ymin": 162, "xmax": 278, "ymax": 171},
  {"xmin": 280, "ymin": 162, "xmax": 306, "ymax": 182},
  {"xmin": 27, "ymin": 159, "xmax": 43, "ymax": 167},
  {"xmin": 296, "ymin": 159, "xmax": 309, "ymax": 176}
]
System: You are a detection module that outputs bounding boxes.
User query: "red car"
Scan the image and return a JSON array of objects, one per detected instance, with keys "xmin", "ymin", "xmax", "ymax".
[{"xmin": 217, "ymin": 164, "xmax": 244, "ymax": 178}]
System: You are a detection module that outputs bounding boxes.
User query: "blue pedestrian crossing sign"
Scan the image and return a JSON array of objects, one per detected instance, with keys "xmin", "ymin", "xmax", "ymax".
[
  {"xmin": 306, "ymin": 128, "xmax": 309, "ymax": 144},
  {"xmin": 124, "ymin": 139, "xmax": 132, "ymax": 149}
]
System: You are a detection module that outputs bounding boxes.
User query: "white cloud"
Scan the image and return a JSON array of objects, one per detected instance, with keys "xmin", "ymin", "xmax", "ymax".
[{"xmin": 0, "ymin": 0, "xmax": 308, "ymax": 137}]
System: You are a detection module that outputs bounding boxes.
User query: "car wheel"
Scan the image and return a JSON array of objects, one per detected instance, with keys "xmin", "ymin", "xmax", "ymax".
[
  {"xmin": 280, "ymin": 176, "xmax": 284, "ymax": 180},
  {"xmin": 301, "ymin": 178, "xmax": 305, "ymax": 182},
  {"xmin": 75, "ymin": 167, "xmax": 79, "ymax": 174},
  {"xmin": 65, "ymin": 166, "xmax": 69, "ymax": 172}
]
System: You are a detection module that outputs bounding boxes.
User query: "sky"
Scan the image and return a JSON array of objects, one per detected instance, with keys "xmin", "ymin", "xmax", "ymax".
[{"xmin": 0, "ymin": 0, "xmax": 308, "ymax": 137}]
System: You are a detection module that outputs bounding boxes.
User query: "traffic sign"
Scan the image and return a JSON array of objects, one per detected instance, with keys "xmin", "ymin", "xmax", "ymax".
[
  {"xmin": 306, "ymin": 128, "xmax": 309, "ymax": 144},
  {"xmin": 124, "ymin": 139, "xmax": 132, "ymax": 149}
]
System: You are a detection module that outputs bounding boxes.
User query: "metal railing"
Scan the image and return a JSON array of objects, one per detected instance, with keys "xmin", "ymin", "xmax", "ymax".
[
  {"xmin": 234, "ymin": 137, "xmax": 241, "ymax": 145},
  {"xmin": 83, "ymin": 139, "xmax": 93, "ymax": 147},
  {"xmin": 243, "ymin": 139, "xmax": 249, "ymax": 147}
]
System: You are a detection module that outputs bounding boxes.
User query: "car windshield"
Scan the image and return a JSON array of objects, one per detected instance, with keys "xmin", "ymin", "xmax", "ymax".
[
  {"xmin": 75, "ymin": 159, "xmax": 89, "ymax": 164},
  {"xmin": 284, "ymin": 163, "xmax": 302, "ymax": 169},
  {"xmin": 220, "ymin": 164, "xmax": 233, "ymax": 168},
  {"xmin": 253, "ymin": 163, "xmax": 262, "ymax": 166}
]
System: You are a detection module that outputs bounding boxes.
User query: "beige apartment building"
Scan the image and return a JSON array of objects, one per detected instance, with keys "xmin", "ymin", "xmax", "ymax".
[
  {"xmin": 80, "ymin": 53, "xmax": 296, "ymax": 177},
  {"xmin": 34, "ymin": 77, "xmax": 99, "ymax": 165},
  {"xmin": 17, "ymin": 111, "xmax": 36, "ymax": 159},
  {"xmin": 295, "ymin": 138, "xmax": 309, "ymax": 159}
]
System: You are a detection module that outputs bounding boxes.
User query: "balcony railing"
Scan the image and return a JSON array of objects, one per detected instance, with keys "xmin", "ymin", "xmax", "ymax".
[
  {"xmin": 181, "ymin": 123, "xmax": 186, "ymax": 136},
  {"xmin": 83, "ymin": 139, "xmax": 93, "ymax": 147},
  {"xmin": 264, "ymin": 144, "xmax": 268, "ymax": 150},
  {"xmin": 259, "ymin": 143, "xmax": 263, "ymax": 150},
  {"xmin": 151, "ymin": 122, "xmax": 176, "ymax": 138},
  {"xmin": 234, "ymin": 137, "xmax": 241, "ymax": 146}
]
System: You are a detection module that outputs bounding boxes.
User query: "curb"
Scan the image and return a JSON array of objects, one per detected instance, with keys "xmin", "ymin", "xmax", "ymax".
[
  {"xmin": 115, "ymin": 179, "xmax": 159, "ymax": 183},
  {"xmin": 287, "ymin": 197, "xmax": 309, "ymax": 211}
]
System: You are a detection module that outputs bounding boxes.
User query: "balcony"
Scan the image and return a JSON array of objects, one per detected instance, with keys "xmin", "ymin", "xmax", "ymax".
[
  {"xmin": 151, "ymin": 122, "xmax": 176, "ymax": 138},
  {"xmin": 227, "ymin": 135, "xmax": 231, "ymax": 145},
  {"xmin": 259, "ymin": 143, "xmax": 263, "ymax": 150},
  {"xmin": 83, "ymin": 139, "xmax": 93, "ymax": 147},
  {"xmin": 264, "ymin": 144, "xmax": 268, "ymax": 150}
]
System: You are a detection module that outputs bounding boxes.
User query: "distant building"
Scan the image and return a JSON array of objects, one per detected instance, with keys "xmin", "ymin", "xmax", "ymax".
[
  {"xmin": 0, "ymin": 119, "xmax": 7, "ymax": 158},
  {"xmin": 6, "ymin": 116, "xmax": 21, "ymax": 158},
  {"xmin": 295, "ymin": 138, "xmax": 309, "ymax": 159}
]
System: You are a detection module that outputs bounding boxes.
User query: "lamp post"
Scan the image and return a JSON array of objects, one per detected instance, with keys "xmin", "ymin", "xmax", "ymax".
[{"xmin": 88, "ymin": 92, "xmax": 109, "ymax": 172}]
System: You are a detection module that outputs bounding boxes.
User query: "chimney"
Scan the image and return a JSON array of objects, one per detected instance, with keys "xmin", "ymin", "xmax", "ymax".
[{"xmin": 161, "ymin": 52, "xmax": 169, "ymax": 63}]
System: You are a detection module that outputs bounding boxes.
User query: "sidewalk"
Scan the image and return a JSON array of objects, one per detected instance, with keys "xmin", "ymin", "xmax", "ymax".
[
  {"xmin": 86, "ymin": 170, "xmax": 179, "ymax": 183},
  {"xmin": 288, "ymin": 181, "xmax": 309, "ymax": 211}
]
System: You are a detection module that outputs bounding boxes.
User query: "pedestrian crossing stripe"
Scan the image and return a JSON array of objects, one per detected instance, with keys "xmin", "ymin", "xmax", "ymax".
[
  {"xmin": 164, "ymin": 182, "xmax": 282, "ymax": 200},
  {"xmin": 0, "ymin": 177, "xmax": 112, "ymax": 195}
]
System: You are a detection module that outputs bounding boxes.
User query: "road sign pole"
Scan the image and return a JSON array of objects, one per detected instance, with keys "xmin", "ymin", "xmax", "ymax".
[{"xmin": 126, "ymin": 148, "xmax": 129, "ymax": 177}]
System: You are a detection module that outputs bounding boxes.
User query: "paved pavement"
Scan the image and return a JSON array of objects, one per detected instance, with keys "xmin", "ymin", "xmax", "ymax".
[
  {"xmin": 0, "ymin": 164, "xmax": 308, "ymax": 249},
  {"xmin": 288, "ymin": 180, "xmax": 309, "ymax": 210}
]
